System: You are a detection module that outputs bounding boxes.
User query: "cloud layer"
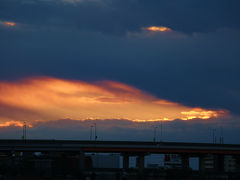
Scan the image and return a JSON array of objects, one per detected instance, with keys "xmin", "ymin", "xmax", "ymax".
[
  {"xmin": 0, "ymin": 0, "xmax": 240, "ymax": 143},
  {"xmin": 1, "ymin": 117, "xmax": 240, "ymax": 144},
  {"xmin": 0, "ymin": 77, "xmax": 227, "ymax": 126},
  {"xmin": 1, "ymin": 0, "xmax": 240, "ymax": 35}
]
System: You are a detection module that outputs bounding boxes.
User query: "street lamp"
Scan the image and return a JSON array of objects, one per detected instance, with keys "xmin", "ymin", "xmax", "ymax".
[
  {"xmin": 94, "ymin": 123, "xmax": 97, "ymax": 141},
  {"xmin": 153, "ymin": 126, "xmax": 157, "ymax": 142},
  {"xmin": 90, "ymin": 125, "xmax": 94, "ymax": 140},
  {"xmin": 22, "ymin": 121, "xmax": 26, "ymax": 140}
]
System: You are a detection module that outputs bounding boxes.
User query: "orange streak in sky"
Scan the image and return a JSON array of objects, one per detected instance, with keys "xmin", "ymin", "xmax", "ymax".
[
  {"xmin": 0, "ymin": 20, "xmax": 16, "ymax": 27},
  {"xmin": 145, "ymin": 26, "xmax": 172, "ymax": 32},
  {"xmin": 0, "ymin": 121, "xmax": 30, "ymax": 127},
  {"xmin": 0, "ymin": 77, "xmax": 228, "ymax": 127},
  {"xmin": 4, "ymin": 22, "xmax": 16, "ymax": 27}
]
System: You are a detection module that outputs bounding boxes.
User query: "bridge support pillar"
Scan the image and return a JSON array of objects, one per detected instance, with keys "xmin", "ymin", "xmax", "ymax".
[
  {"xmin": 123, "ymin": 154, "xmax": 129, "ymax": 169},
  {"xmin": 214, "ymin": 155, "xmax": 224, "ymax": 172},
  {"xmin": 233, "ymin": 155, "xmax": 240, "ymax": 174},
  {"xmin": 199, "ymin": 154, "xmax": 224, "ymax": 173},
  {"xmin": 136, "ymin": 154, "xmax": 145, "ymax": 170},
  {"xmin": 181, "ymin": 154, "xmax": 189, "ymax": 169},
  {"xmin": 236, "ymin": 155, "xmax": 240, "ymax": 173},
  {"xmin": 79, "ymin": 151, "xmax": 85, "ymax": 171},
  {"xmin": 198, "ymin": 155, "xmax": 204, "ymax": 172}
]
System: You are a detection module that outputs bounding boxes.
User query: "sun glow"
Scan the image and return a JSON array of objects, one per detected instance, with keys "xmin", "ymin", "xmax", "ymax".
[
  {"xmin": 0, "ymin": 77, "xmax": 228, "ymax": 127},
  {"xmin": 181, "ymin": 109, "xmax": 223, "ymax": 120},
  {"xmin": 0, "ymin": 20, "xmax": 16, "ymax": 27},
  {"xmin": 145, "ymin": 26, "xmax": 172, "ymax": 32},
  {"xmin": 0, "ymin": 121, "xmax": 31, "ymax": 127},
  {"xmin": 4, "ymin": 22, "xmax": 16, "ymax": 27}
]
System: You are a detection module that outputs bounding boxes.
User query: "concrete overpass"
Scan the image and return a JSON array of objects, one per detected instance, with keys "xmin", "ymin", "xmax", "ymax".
[
  {"xmin": 0, "ymin": 139, "xmax": 240, "ymax": 172},
  {"xmin": 0, "ymin": 139, "xmax": 240, "ymax": 155}
]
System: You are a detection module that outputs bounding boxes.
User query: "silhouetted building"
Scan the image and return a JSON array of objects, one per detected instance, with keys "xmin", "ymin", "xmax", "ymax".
[
  {"xmin": 90, "ymin": 154, "xmax": 120, "ymax": 168},
  {"xmin": 164, "ymin": 154, "xmax": 182, "ymax": 169}
]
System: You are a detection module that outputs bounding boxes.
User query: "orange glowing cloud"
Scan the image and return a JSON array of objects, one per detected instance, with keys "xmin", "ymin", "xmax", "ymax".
[
  {"xmin": 0, "ymin": 121, "xmax": 27, "ymax": 127},
  {"xmin": 0, "ymin": 77, "xmax": 228, "ymax": 126},
  {"xmin": 0, "ymin": 20, "xmax": 16, "ymax": 27},
  {"xmin": 144, "ymin": 26, "xmax": 172, "ymax": 32},
  {"xmin": 4, "ymin": 22, "xmax": 16, "ymax": 27}
]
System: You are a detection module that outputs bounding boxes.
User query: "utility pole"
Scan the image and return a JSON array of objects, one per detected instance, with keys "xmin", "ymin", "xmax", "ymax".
[
  {"xmin": 153, "ymin": 126, "xmax": 157, "ymax": 142},
  {"xmin": 220, "ymin": 127, "xmax": 224, "ymax": 144},
  {"xmin": 94, "ymin": 123, "xmax": 97, "ymax": 141},
  {"xmin": 160, "ymin": 120, "xmax": 163, "ymax": 142},
  {"xmin": 22, "ymin": 121, "xmax": 26, "ymax": 140},
  {"xmin": 90, "ymin": 125, "xmax": 94, "ymax": 140},
  {"xmin": 212, "ymin": 128, "xmax": 216, "ymax": 144}
]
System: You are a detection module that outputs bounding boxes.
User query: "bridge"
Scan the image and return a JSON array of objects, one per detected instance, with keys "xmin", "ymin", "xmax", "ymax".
[
  {"xmin": 0, "ymin": 139, "xmax": 240, "ymax": 155},
  {"xmin": 0, "ymin": 139, "xmax": 240, "ymax": 172}
]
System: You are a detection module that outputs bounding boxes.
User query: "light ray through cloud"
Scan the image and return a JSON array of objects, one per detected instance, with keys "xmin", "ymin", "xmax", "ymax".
[
  {"xmin": 0, "ymin": 77, "xmax": 228, "ymax": 127},
  {"xmin": 0, "ymin": 20, "xmax": 16, "ymax": 27},
  {"xmin": 144, "ymin": 26, "xmax": 172, "ymax": 32}
]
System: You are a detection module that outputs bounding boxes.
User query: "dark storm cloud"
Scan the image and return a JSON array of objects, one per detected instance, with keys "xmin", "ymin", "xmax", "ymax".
[
  {"xmin": 1, "ymin": 27, "xmax": 240, "ymax": 115},
  {"xmin": 0, "ymin": 0, "xmax": 240, "ymax": 117},
  {"xmin": 1, "ymin": 118, "xmax": 240, "ymax": 144},
  {"xmin": 0, "ymin": 0, "xmax": 240, "ymax": 34}
]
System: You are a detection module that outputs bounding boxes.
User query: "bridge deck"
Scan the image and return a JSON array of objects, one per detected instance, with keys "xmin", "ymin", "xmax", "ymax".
[{"xmin": 0, "ymin": 140, "xmax": 240, "ymax": 155}]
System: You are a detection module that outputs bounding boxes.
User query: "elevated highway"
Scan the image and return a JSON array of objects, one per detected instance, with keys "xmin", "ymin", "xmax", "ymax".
[{"xmin": 0, "ymin": 139, "xmax": 240, "ymax": 155}]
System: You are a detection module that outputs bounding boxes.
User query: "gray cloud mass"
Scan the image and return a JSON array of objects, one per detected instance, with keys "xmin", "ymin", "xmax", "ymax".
[
  {"xmin": 0, "ymin": 0, "xmax": 240, "ymax": 140},
  {"xmin": 1, "ymin": 118, "xmax": 240, "ymax": 144},
  {"xmin": 0, "ymin": 0, "xmax": 240, "ymax": 34}
]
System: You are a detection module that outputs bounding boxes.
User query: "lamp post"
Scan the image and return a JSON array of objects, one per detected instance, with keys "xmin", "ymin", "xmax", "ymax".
[
  {"xmin": 22, "ymin": 121, "xmax": 26, "ymax": 140},
  {"xmin": 212, "ymin": 128, "xmax": 216, "ymax": 144},
  {"xmin": 90, "ymin": 125, "xmax": 94, "ymax": 140},
  {"xmin": 160, "ymin": 119, "xmax": 163, "ymax": 142},
  {"xmin": 94, "ymin": 123, "xmax": 97, "ymax": 141},
  {"xmin": 153, "ymin": 126, "xmax": 157, "ymax": 142}
]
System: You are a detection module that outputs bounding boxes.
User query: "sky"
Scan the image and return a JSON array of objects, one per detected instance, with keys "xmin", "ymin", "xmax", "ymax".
[{"xmin": 0, "ymin": 0, "xmax": 240, "ymax": 143}]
